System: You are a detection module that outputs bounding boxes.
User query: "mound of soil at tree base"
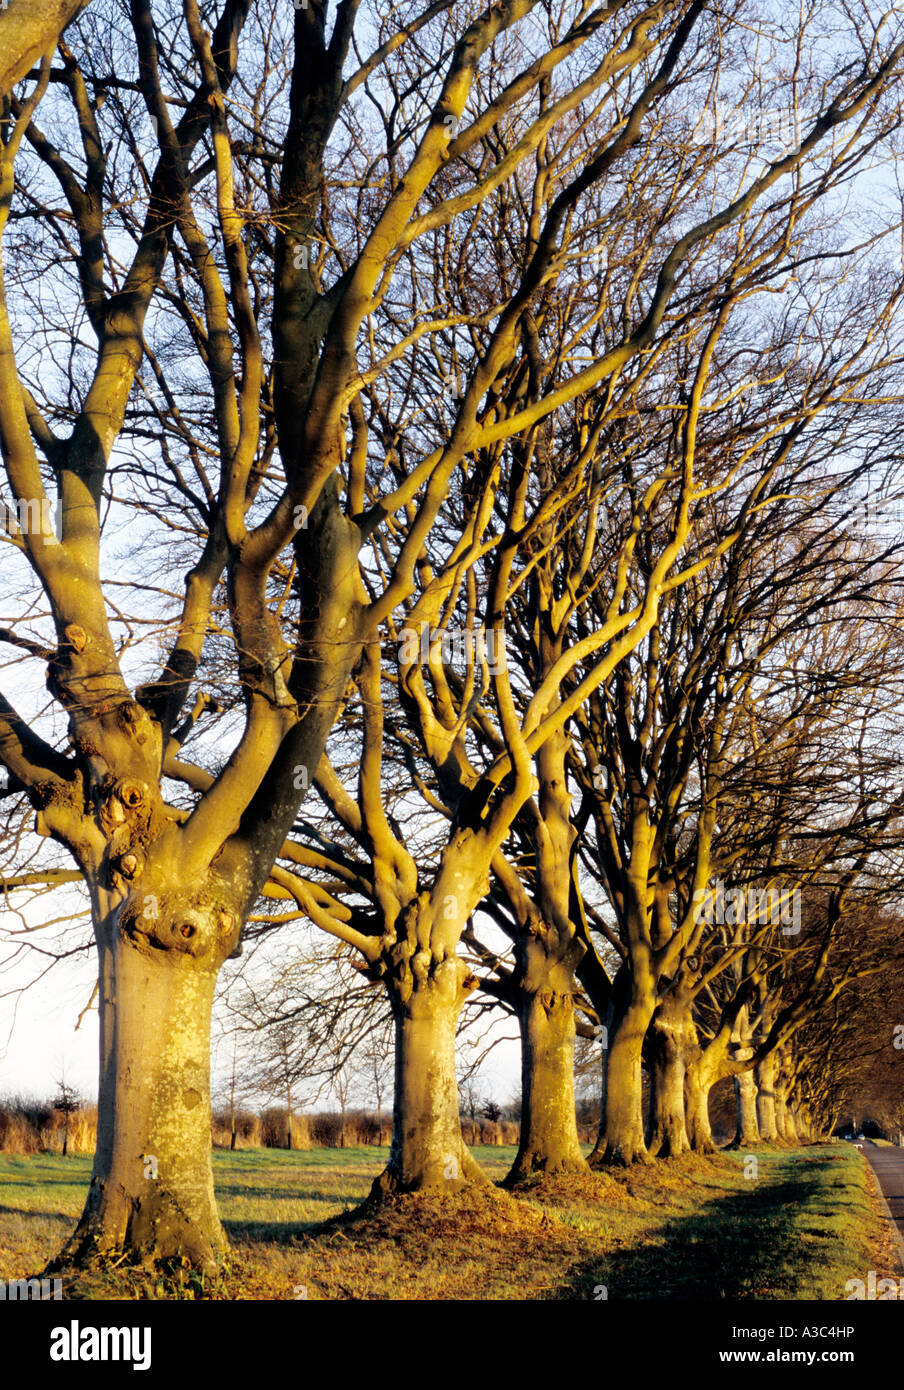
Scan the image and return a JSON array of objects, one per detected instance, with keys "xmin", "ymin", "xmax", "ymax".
[
  {"xmin": 291, "ymin": 1183, "xmax": 605, "ymax": 1298},
  {"xmin": 288, "ymin": 1161, "xmax": 739, "ymax": 1299}
]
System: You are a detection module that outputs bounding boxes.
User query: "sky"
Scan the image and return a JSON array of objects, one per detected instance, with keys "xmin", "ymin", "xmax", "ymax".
[{"xmin": 0, "ymin": 885, "xmax": 527, "ymax": 1110}]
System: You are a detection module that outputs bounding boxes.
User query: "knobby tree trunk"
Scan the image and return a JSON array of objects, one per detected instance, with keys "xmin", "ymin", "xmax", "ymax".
[
  {"xmin": 507, "ymin": 928, "xmax": 588, "ymax": 1182},
  {"xmin": 730, "ymin": 1005, "xmax": 760, "ymax": 1146},
  {"xmin": 597, "ymin": 995, "xmax": 655, "ymax": 1165},
  {"xmin": 506, "ymin": 717, "xmax": 588, "ymax": 1182},
  {"xmin": 592, "ymin": 852, "xmax": 657, "ymax": 1166},
  {"xmin": 775, "ymin": 1077, "xmax": 799, "ymax": 1143},
  {"xmin": 372, "ymin": 952, "xmax": 487, "ymax": 1196},
  {"xmin": 684, "ymin": 1057, "xmax": 716, "ymax": 1153},
  {"xmin": 508, "ymin": 980, "xmax": 588, "ymax": 1181},
  {"xmin": 587, "ymin": 986, "xmax": 620, "ymax": 1164},
  {"xmin": 59, "ymin": 884, "xmax": 237, "ymax": 1274},
  {"xmin": 733, "ymin": 1069, "xmax": 760, "ymax": 1146},
  {"xmin": 755, "ymin": 1053, "xmax": 780, "ymax": 1142},
  {"xmin": 645, "ymin": 1001, "xmax": 690, "ymax": 1158}
]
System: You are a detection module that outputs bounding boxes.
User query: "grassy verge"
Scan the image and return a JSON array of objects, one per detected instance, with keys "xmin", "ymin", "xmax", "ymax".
[{"xmin": 0, "ymin": 1142, "xmax": 893, "ymax": 1299}]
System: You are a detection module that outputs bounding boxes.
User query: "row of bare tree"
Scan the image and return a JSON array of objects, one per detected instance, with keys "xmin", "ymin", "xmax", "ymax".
[{"xmin": 1, "ymin": 0, "xmax": 904, "ymax": 1273}]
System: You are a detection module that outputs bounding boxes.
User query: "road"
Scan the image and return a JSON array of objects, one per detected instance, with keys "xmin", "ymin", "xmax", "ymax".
[{"xmin": 853, "ymin": 1138, "xmax": 904, "ymax": 1260}]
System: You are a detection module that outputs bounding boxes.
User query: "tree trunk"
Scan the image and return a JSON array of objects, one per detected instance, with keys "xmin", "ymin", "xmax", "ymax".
[
  {"xmin": 755, "ymin": 1053, "xmax": 780, "ymax": 1142},
  {"xmin": 775, "ymin": 1081, "xmax": 799, "ymax": 1143},
  {"xmin": 645, "ymin": 1006, "xmax": 690, "ymax": 1158},
  {"xmin": 59, "ymin": 926, "xmax": 226, "ymax": 1273},
  {"xmin": 597, "ymin": 1034, "xmax": 609, "ymax": 1153},
  {"xmin": 733, "ymin": 1069, "xmax": 760, "ymax": 1146},
  {"xmin": 597, "ymin": 998, "xmax": 654, "ymax": 1165},
  {"xmin": 372, "ymin": 955, "xmax": 487, "ymax": 1196},
  {"xmin": 507, "ymin": 983, "xmax": 588, "ymax": 1181},
  {"xmin": 684, "ymin": 1059, "xmax": 716, "ymax": 1153},
  {"xmin": 588, "ymin": 993, "xmax": 618, "ymax": 1164}
]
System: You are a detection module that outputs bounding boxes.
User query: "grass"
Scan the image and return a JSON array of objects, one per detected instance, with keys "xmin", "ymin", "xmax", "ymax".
[{"xmin": 0, "ymin": 1142, "xmax": 896, "ymax": 1299}]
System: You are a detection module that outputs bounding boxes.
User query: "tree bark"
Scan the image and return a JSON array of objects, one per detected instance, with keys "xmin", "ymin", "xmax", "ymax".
[
  {"xmin": 587, "ymin": 986, "xmax": 620, "ymax": 1164},
  {"xmin": 730, "ymin": 1004, "xmax": 760, "ymax": 1146},
  {"xmin": 597, "ymin": 996, "xmax": 654, "ymax": 1164},
  {"xmin": 775, "ymin": 1079, "xmax": 799, "ymax": 1143},
  {"xmin": 59, "ymin": 912, "xmax": 227, "ymax": 1273},
  {"xmin": 790, "ymin": 1104, "xmax": 808, "ymax": 1143},
  {"xmin": 733, "ymin": 1069, "xmax": 760, "ymax": 1146},
  {"xmin": 507, "ymin": 981, "xmax": 588, "ymax": 1181},
  {"xmin": 645, "ymin": 1003, "xmax": 690, "ymax": 1158},
  {"xmin": 372, "ymin": 955, "xmax": 487, "ymax": 1196},
  {"xmin": 0, "ymin": 0, "xmax": 86, "ymax": 94},
  {"xmin": 755, "ymin": 1053, "xmax": 780, "ymax": 1141},
  {"xmin": 684, "ymin": 1058, "xmax": 716, "ymax": 1153}
]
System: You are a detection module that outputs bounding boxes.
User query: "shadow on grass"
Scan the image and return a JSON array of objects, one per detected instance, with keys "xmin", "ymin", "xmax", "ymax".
[
  {"xmin": 222, "ymin": 1184, "xmax": 381, "ymax": 1244},
  {"xmin": 224, "ymin": 1219, "xmax": 317, "ymax": 1244},
  {"xmin": 0, "ymin": 1178, "xmax": 90, "ymax": 1189},
  {"xmin": 218, "ymin": 1186, "xmax": 365, "ymax": 1206},
  {"xmin": 0, "ymin": 1204, "xmax": 75, "ymax": 1222},
  {"xmin": 562, "ymin": 1177, "xmax": 809, "ymax": 1300}
]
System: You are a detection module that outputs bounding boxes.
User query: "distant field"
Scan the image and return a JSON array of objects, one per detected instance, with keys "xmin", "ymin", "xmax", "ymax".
[{"xmin": 0, "ymin": 1143, "xmax": 896, "ymax": 1300}]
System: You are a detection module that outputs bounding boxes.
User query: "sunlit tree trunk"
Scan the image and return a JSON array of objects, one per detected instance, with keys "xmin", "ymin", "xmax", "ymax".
[
  {"xmin": 730, "ymin": 1004, "xmax": 760, "ymax": 1145},
  {"xmin": 596, "ymin": 843, "xmax": 657, "ymax": 1165},
  {"xmin": 373, "ymin": 948, "xmax": 487, "ymax": 1195},
  {"xmin": 59, "ymin": 886, "xmax": 237, "ymax": 1273},
  {"xmin": 508, "ymin": 953, "xmax": 588, "ymax": 1180},
  {"xmin": 755, "ymin": 1053, "xmax": 780, "ymax": 1142},
  {"xmin": 733, "ymin": 1070, "xmax": 760, "ymax": 1146},
  {"xmin": 646, "ymin": 995, "xmax": 690, "ymax": 1158},
  {"xmin": 601, "ymin": 992, "xmax": 655, "ymax": 1164},
  {"xmin": 684, "ymin": 1057, "xmax": 717, "ymax": 1154}
]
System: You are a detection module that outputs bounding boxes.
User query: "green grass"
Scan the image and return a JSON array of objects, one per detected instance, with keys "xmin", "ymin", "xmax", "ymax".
[{"xmin": 0, "ymin": 1142, "xmax": 895, "ymax": 1299}]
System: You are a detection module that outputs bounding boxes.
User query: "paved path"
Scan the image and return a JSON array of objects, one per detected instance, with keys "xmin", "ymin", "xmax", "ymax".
[{"xmin": 853, "ymin": 1139, "xmax": 904, "ymax": 1264}]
